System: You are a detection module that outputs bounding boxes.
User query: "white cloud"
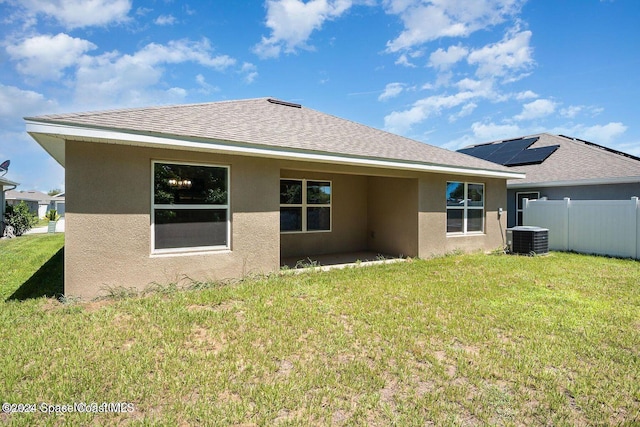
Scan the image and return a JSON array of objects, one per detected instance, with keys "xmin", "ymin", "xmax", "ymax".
[
  {"xmin": 471, "ymin": 121, "xmax": 522, "ymax": 141},
  {"xmin": 16, "ymin": 0, "xmax": 132, "ymax": 29},
  {"xmin": 429, "ymin": 44, "xmax": 469, "ymax": 70},
  {"xmin": 395, "ymin": 54, "xmax": 416, "ymax": 67},
  {"xmin": 155, "ymin": 14, "xmax": 177, "ymax": 25},
  {"xmin": 560, "ymin": 105, "xmax": 604, "ymax": 119},
  {"xmin": 516, "ymin": 90, "xmax": 538, "ymax": 100},
  {"xmin": 0, "ymin": 84, "xmax": 58, "ymax": 124},
  {"xmin": 6, "ymin": 33, "xmax": 97, "ymax": 81},
  {"xmin": 73, "ymin": 39, "xmax": 236, "ymax": 107},
  {"xmin": 467, "ymin": 28, "xmax": 534, "ymax": 79},
  {"xmin": 449, "ymin": 102, "xmax": 477, "ymax": 122},
  {"xmin": 384, "ymin": 0, "xmax": 525, "ymax": 52},
  {"xmin": 514, "ymin": 98, "xmax": 556, "ymax": 121},
  {"xmin": 254, "ymin": 0, "xmax": 352, "ymax": 58},
  {"xmin": 195, "ymin": 74, "xmax": 219, "ymax": 94},
  {"xmin": 560, "ymin": 105, "xmax": 581, "ymax": 119},
  {"xmin": 379, "ymin": 82, "xmax": 405, "ymax": 101},
  {"xmin": 240, "ymin": 62, "xmax": 258, "ymax": 84},
  {"xmin": 576, "ymin": 122, "xmax": 627, "ymax": 144},
  {"xmin": 384, "ymin": 90, "xmax": 476, "ymax": 133}
]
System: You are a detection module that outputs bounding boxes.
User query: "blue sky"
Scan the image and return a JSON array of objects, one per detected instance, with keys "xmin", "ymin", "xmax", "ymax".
[{"xmin": 1, "ymin": 0, "xmax": 639, "ymax": 192}]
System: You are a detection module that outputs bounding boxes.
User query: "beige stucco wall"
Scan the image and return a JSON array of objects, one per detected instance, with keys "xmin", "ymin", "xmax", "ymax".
[
  {"xmin": 65, "ymin": 140, "xmax": 280, "ymax": 299},
  {"xmin": 418, "ymin": 174, "xmax": 507, "ymax": 257},
  {"xmin": 367, "ymin": 176, "xmax": 419, "ymax": 257},
  {"xmin": 280, "ymin": 170, "xmax": 368, "ymax": 258},
  {"xmin": 65, "ymin": 140, "xmax": 509, "ymax": 299}
]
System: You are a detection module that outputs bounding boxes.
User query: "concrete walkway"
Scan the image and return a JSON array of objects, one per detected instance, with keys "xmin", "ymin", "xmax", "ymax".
[{"xmin": 24, "ymin": 218, "xmax": 65, "ymax": 234}]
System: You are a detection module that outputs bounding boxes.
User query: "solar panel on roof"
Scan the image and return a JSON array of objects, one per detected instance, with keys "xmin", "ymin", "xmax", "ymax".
[
  {"xmin": 458, "ymin": 143, "xmax": 502, "ymax": 160},
  {"xmin": 504, "ymin": 145, "xmax": 559, "ymax": 166},
  {"xmin": 456, "ymin": 136, "xmax": 559, "ymax": 167},
  {"xmin": 484, "ymin": 137, "xmax": 538, "ymax": 164}
]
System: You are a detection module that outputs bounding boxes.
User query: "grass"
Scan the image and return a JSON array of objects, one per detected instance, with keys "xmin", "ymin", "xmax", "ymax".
[
  {"xmin": 0, "ymin": 235, "xmax": 639, "ymax": 426},
  {"xmin": 0, "ymin": 233, "xmax": 64, "ymax": 301}
]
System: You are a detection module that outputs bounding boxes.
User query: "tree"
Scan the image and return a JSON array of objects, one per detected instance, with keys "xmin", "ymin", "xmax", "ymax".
[
  {"xmin": 4, "ymin": 201, "xmax": 38, "ymax": 236},
  {"xmin": 48, "ymin": 188, "xmax": 62, "ymax": 196}
]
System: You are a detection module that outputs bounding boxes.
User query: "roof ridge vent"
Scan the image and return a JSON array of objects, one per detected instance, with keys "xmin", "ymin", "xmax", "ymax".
[{"xmin": 267, "ymin": 98, "xmax": 302, "ymax": 108}]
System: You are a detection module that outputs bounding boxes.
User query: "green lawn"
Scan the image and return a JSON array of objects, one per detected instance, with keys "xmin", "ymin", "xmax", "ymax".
[{"xmin": 0, "ymin": 234, "xmax": 639, "ymax": 426}]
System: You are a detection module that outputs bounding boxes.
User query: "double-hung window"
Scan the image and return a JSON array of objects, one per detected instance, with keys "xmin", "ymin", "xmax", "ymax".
[
  {"xmin": 280, "ymin": 179, "xmax": 331, "ymax": 232},
  {"xmin": 446, "ymin": 182, "xmax": 484, "ymax": 234},
  {"xmin": 152, "ymin": 161, "xmax": 229, "ymax": 253}
]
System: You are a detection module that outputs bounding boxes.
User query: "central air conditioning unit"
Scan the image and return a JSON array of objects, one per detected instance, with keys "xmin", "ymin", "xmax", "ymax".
[{"xmin": 506, "ymin": 226, "xmax": 549, "ymax": 255}]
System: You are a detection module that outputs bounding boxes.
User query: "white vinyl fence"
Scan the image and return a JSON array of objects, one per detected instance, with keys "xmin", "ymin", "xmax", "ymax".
[{"xmin": 523, "ymin": 197, "xmax": 640, "ymax": 259}]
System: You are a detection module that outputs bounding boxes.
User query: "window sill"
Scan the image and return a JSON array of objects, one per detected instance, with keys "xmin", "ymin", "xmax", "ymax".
[
  {"xmin": 150, "ymin": 248, "xmax": 231, "ymax": 258},
  {"xmin": 446, "ymin": 232, "xmax": 485, "ymax": 237},
  {"xmin": 280, "ymin": 230, "xmax": 332, "ymax": 234}
]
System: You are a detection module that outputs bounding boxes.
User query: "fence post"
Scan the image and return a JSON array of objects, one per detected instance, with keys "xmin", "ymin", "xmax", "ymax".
[
  {"xmin": 634, "ymin": 197, "xmax": 639, "ymax": 260},
  {"xmin": 563, "ymin": 198, "xmax": 571, "ymax": 251}
]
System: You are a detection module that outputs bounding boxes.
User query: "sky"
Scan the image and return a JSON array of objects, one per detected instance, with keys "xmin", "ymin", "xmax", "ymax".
[{"xmin": 1, "ymin": 0, "xmax": 639, "ymax": 192}]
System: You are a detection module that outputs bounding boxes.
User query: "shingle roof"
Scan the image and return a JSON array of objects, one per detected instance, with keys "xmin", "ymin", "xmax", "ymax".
[
  {"xmin": 26, "ymin": 97, "xmax": 512, "ymax": 175},
  {"xmin": 5, "ymin": 190, "xmax": 52, "ymax": 203},
  {"xmin": 460, "ymin": 133, "xmax": 640, "ymax": 185}
]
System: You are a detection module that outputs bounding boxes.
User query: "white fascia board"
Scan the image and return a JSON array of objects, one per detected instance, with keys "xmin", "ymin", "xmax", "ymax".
[
  {"xmin": 25, "ymin": 121, "xmax": 525, "ymax": 180},
  {"xmin": 0, "ymin": 176, "xmax": 20, "ymax": 191},
  {"xmin": 508, "ymin": 175, "xmax": 640, "ymax": 189}
]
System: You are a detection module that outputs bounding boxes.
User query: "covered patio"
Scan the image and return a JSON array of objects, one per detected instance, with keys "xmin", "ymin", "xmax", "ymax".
[{"xmin": 279, "ymin": 168, "xmax": 420, "ymax": 267}]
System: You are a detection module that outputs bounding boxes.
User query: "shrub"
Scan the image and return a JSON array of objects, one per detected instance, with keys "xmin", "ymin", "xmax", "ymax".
[
  {"xmin": 4, "ymin": 201, "xmax": 38, "ymax": 236},
  {"xmin": 45, "ymin": 209, "xmax": 60, "ymax": 221}
]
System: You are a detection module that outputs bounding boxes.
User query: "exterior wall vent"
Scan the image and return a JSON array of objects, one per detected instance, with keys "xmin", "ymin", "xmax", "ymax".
[{"xmin": 506, "ymin": 226, "xmax": 549, "ymax": 255}]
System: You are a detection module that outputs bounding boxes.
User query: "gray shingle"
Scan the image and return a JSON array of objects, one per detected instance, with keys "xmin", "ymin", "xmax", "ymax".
[
  {"xmin": 26, "ymin": 98, "xmax": 512, "ymax": 174},
  {"xmin": 460, "ymin": 133, "xmax": 640, "ymax": 185}
]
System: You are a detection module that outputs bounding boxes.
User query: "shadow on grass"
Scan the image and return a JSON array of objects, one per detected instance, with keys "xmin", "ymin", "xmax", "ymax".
[{"xmin": 6, "ymin": 247, "xmax": 64, "ymax": 301}]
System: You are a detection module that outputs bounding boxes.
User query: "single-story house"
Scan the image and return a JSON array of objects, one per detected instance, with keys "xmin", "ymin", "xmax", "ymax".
[
  {"xmin": 458, "ymin": 133, "xmax": 640, "ymax": 227},
  {"xmin": 26, "ymin": 97, "xmax": 524, "ymax": 299},
  {"xmin": 49, "ymin": 192, "xmax": 66, "ymax": 217},
  {"xmin": 1, "ymin": 176, "xmax": 19, "ymax": 236},
  {"xmin": 5, "ymin": 189, "xmax": 54, "ymax": 218}
]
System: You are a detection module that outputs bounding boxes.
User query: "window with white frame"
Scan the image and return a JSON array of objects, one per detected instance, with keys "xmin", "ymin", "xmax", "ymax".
[
  {"xmin": 280, "ymin": 179, "xmax": 331, "ymax": 232},
  {"xmin": 446, "ymin": 182, "xmax": 484, "ymax": 234},
  {"xmin": 152, "ymin": 161, "xmax": 229, "ymax": 252},
  {"xmin": 516, "ymin": 192, "xmax": 539, "ymax": 226}
]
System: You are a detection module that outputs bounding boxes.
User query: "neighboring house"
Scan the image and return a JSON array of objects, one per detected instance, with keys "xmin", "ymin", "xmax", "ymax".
[
  {"xmin": 26, "ymin": 98, "xmax": 523, "ymax": 299},
  {"xmin": 1, "ymin": 176, "xmax": 19, "ymax": 236},
  {"xmin": 49, "ymin": 192, "xmax": 65, "ymax": 217},
  {"xmin": 458, "ymin": 133, "xmax": 640, "ymax": 228},
  {"xmin": 5, "ymin": 190, "xmax": 53, "ymax": 218}
]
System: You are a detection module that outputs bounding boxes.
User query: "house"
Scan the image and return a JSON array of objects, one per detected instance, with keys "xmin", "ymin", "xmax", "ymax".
[
  {"xmin": 458, "ymin": 133, "xmax": 640, "ymax": 227},
  {"xmin": 1, "ymin": 176, "xmax": 19, "ymax": 236},
  {"xmin": 5, "ymin": 189, "xmax": 54, "ymax": 218},
  {"xmin": 26, "ymin": 98, "xmax": 523, "ymax": 299},
  {"xmin": 49, "ymin": 192, "xmax": 65, "ymax": 217}
]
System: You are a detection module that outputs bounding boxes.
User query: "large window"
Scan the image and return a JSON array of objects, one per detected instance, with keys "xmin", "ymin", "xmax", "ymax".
[
  {"xmin": 516, "ymin": 192, "xmax": 539, "ymax": 226},
  {"xmin": 280, "ymin": 179, "xmax": 331, "ymax": 233},
  {"xmin": 446, "ymin": 182, "xmax": 484, "ymax": 234},
  {"xmin": 152, "ymin": 162, "xmax": 229, "ymax": 253}
]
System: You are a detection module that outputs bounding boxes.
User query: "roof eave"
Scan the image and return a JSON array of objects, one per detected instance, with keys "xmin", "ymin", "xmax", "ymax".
[
  {"xmin": 25, "ymin": 120, "xmax": 525, "ymax": 180},
  {"xmin": 508, "ymin": 175, "xmax": 640, "ymax": 189},
  {"xmin": 1, "ymin": 177, "xmax": 20, "ymax": 191}
]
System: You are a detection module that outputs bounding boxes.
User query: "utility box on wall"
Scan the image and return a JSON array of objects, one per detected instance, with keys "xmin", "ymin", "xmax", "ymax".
[{"xmin": 506, "ymin": 226, "xmax": 549, "ymax": 255}]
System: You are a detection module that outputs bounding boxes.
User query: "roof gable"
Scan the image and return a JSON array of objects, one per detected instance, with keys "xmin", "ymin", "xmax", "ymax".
[{"xmin": 25, "ymin": 98, "xmax": 519, "ymax": 179}]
